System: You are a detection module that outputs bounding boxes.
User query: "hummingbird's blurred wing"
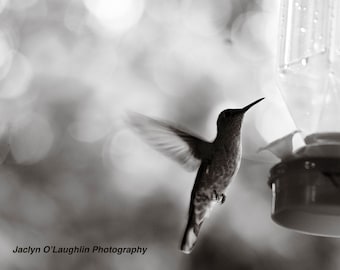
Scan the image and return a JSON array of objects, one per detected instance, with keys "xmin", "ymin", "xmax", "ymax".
[{"xmin": 128, "ymin": 113, "xmax": 213, "ymax": 171}]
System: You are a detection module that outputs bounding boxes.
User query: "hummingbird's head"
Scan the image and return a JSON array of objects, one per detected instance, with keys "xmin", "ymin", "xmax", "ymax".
[{"xmin": 217, "ymin": 97, "xmax": 264, "ymax": 129}]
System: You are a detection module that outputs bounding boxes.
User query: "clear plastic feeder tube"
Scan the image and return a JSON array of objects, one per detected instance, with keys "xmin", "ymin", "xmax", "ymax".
[
  {"xmin": 277, "ymin": 0, "xmax": 340, "ymax": 136},
  {"xmin": 269, "ymin": 0, "xmax": 340, "ymax": 237}
]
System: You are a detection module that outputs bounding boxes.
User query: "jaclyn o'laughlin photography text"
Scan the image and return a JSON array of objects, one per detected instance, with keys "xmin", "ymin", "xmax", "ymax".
[{"xmin": 12, "ymin": 245, "xmax": 147, "ymax": 255}]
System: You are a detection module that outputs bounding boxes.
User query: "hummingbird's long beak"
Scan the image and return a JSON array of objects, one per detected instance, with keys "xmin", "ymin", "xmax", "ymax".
[{"xmin": 241, "ymin": 97, "xmax": 265, "ymax": 112}]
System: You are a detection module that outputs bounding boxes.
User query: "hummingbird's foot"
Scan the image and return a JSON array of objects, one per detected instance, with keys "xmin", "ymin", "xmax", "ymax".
[
  {"xmin": 220, "ymin": 194, "xmax": 226, "ymax": 204},
  {"xmin": 213, "ymin": 190, "xmax": 226, "ymax": 204}
]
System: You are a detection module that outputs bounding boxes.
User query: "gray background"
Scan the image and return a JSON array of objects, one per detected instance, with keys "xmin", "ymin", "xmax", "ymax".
[{"xmin": 0, "ymin": 0, "xmax": 339, "ymax": 269}]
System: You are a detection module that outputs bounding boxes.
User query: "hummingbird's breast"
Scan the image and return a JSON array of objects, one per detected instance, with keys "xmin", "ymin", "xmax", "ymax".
[
  {"xmin": 216, "ymin": 138, "xmax": 241, "ymax": 175},
  {"xmin": 203, "ymin": 133, "xmax": 242, "ymax": 193}
]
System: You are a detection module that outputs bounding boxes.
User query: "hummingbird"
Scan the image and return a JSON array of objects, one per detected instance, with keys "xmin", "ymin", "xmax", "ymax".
[{"xmin": 128, "ymin": 97, "xmax": 264, "ymax": 254}]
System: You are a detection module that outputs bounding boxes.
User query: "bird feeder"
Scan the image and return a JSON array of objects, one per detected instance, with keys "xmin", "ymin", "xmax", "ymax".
[{"xmin": 269, "ymin": 0, "xmax": 340, "ymax": 236}]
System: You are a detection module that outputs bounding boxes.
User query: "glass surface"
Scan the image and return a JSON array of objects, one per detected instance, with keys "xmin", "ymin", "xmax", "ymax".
[{"xmin": 277, "ymin": 0, "xmax": 340, "ymax": 134}]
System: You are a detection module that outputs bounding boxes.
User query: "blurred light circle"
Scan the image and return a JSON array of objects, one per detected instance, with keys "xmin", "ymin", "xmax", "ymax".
[
  {"xmin": 108, "ymin": 129, "xmax": 136, "ymax": 158},
  {"xmin": 106, "ymin": 128, "xmax": 169, "ymax": 175},
  {"xmin": 0, "ymin": 169, "xmax": 20, "ymax": 206},
  {"xmin": 18, "ymin": 189, "xmax": 58, "ymax": 227},
  {"xmin": 84, "ymin": 0, "xmax": 145, "ymax": 34},
  {"xmin": 231, "ymin": 12, "xmax": 277, "ymax": 61},
  {"xmin": 113, "ymin": 87, "xmax": 165, "ymax": 117},
  {"xmin": 64, "ymin": 1, "xmax": 87, "ymax": 34},
  {"xmin": 9, "ymin": 113, "xmax": 54, "ymax": 164},
  {"xmin": 7, "ymin": 0, "xmax": 37, "ymax": 10},
  {"xmin": 68, "ymin": 111, "xmax": 111, "ymax": 143},
  {"xmin": 258, "ymin": 0, "xmax": 280, "ymax": 12},
  {"xmin": 145, "ymin": 0, "xmax": 182, "ymax": 23},
  {"xmin": 151, "ymin": 44, "xmax": 209, "ymax": 97},
  {"xmin": 0, "ymin": 32, "xmax": 13, "ymax": 81},
  {"xmin": 105, "ymin": 129, "xmax": 171, "ymax": 198},
  {"xmin": 49, "ymin": 173, "xmax": 89, "ymax": 214},
  {"xmin": 152, "ymin": 53, "xmax": 194, "ymax": 97},
  {"xmin": 0, "ymin": 0, "xmax": 8, "ymax": 14},
  {"xmin": 152, "ymin": 32, "xmax": 235, "ymax": 98},
  {"xmin": 180, "ymin": 0, "xmax": 232, "ymax": 37},
  {"xmin": 0, "ymin": 52, "xmax": 32, "ymax": 99},
  {"xmin": 24, "ymin": 32, "xmax": 67, "ymax": 76},
  {"xmin": 181, "ymin": 8, "xmax": 219, "ymax": 37}
]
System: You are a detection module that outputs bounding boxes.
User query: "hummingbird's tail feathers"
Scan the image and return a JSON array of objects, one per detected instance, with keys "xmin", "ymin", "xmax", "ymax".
[
  {"xmin": 180, "ymin": 222, "xmax": 201, "ymax": 254},
  {"xmin": 127, "ymin": 112, "xmax": 213, "ymax": 171},
  {"xmin": 180, "ymin": 198, "xmax": 216, "ymax": 254}
]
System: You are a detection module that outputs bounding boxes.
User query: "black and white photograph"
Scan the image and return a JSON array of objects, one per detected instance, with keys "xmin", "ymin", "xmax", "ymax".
[{"xmin": 1, "ymin": 0, "xmax": 340, "ymax": 269}]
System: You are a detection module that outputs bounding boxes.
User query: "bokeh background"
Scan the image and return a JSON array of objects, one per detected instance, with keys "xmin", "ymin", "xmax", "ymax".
[{"xmin": 0, "ymin": 0, "xmax": 340, "ymax": 269}]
